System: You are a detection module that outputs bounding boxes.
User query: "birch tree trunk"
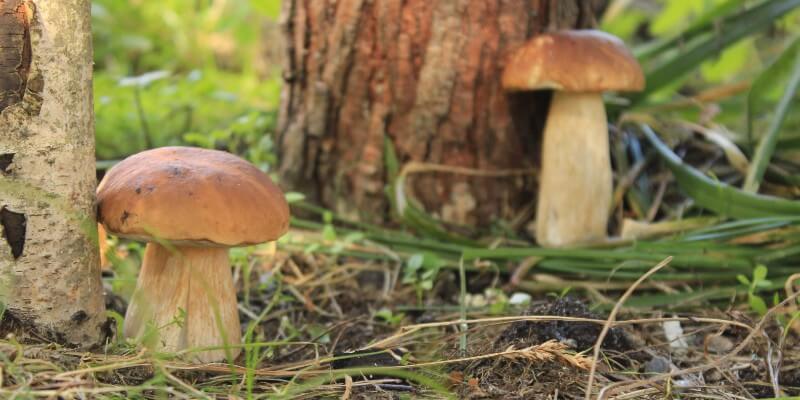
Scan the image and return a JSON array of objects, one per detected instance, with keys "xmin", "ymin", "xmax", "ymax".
[
  {"xmin": 277, "ymin": 0, "xmax": 602, "ymax": 227},
  {"xmin": 0, "ymin": 0, "xmax": 106, "ymax": 348}
]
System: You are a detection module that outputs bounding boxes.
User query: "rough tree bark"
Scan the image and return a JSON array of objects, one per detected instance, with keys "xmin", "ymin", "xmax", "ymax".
[
  {"xmin": 0, "ymin": 0, "xmax": 106, "ymax": 347},
  {"xmin": 277, "ymin": 0, "xmax": 602, "ymax": 228}
]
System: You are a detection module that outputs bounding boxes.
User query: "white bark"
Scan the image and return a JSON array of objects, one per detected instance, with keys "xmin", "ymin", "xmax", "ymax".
[
  {"xmin": 535, "ymin": 92, "xmax": 611, "ymax": 247},
  {"xmin": 0, "ymin": 0, "xmax": 106, "ymax": 347}
]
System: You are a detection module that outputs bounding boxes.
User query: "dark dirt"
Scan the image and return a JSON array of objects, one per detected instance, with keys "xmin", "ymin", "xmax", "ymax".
[
  {"xmin": 445, "ymin": 296, "xmax": 639, "ymax": 399},
  {"xmin": 239, "ymin": 253, "xmax": 402, "ymax": 365},
  {"xmin": 495, "ymin": 296, "xmax": 632, "ymax": 354},
  {"xmin": 331, "ymin": 348, "xmax": 403, "ymax": 370}
]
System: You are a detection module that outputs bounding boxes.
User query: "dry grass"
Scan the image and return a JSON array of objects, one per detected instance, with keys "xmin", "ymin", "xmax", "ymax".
[{"xmin": 2, "ymin": 237, "xmax": 799, "ymax": 399}]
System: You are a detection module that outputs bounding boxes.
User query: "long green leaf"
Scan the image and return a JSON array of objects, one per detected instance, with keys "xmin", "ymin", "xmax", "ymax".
[
  {"xmin": 743, "ymin": 37, "xmax": 800, "ymax": 192},
  {"xmin": 635, "ymin": 0, "xmax": 800, "ymax": 103},
  {"xmin": 619, "ymin": 278, "xmax": 788, "ymax": 309},
  {"xmin": 639, "ymin": 123, "xmax": 800, "ymax": 218},
  {"xmin": 634, "ymin": 0, "xmax": 746, "ymax": 61}
]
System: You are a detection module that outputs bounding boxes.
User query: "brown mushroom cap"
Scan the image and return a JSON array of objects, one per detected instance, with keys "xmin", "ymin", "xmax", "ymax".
[
  {"xmin": 97, "ymin": 146, "xmax": 290, "ymax": 247},
  {"xmin": 502, "ymin": 30, "xmax": 644, "ymax": 93}
]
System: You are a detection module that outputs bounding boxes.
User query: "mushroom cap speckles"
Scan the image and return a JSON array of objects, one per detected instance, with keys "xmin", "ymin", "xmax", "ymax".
[
  {"xmin": 502, "ymin": 30, "xmax": 645, "ymax": 93},
  {"xmin": 97, "ymin": 146, "xmax": 290, "ymax": 247}
]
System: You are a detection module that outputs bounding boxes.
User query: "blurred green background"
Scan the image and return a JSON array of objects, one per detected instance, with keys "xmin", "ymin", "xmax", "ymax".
[
  {"xmin": 92, "ymin": 0, "xmax": 283, "ymax": 170},
  {"xmin": 91, "ymin": 0, "xmax": 800, "ymax": 171}
]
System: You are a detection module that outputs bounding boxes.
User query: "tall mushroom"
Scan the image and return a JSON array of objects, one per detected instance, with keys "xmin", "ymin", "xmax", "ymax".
[
  {"xmin": 502, "ymin": 30, "xmax": 644, "ymax": 247},
  {"xmin": 97, "ymin": 147, "xmax": 290, "ymax": 362}
]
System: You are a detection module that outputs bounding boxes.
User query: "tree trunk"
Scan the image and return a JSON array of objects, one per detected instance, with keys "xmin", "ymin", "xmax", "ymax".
[
  {"xmin": 277, "ymin": 0, "xmax": 601, "ymax": 227},
  {"xmin": 0, "ymin": 0, "xmax": 106, "ymax": 347}
]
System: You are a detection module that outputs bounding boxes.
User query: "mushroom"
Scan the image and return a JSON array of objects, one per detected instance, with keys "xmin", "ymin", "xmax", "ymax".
[
  {"xmin": 98, "ymin": 223, "xmax": 110, "ymax": 270},
  {"xmin": 96, "ymin": 147, "xmax": 290, "ymax": 362},
  {"xmin": 502, "ymin": 30, "xmax": 644, "ymax": 247}
]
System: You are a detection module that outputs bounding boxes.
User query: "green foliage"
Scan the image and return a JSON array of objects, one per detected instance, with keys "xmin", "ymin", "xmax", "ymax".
[
  {"xmin": 92, "ymin": 0, "xmax": 283, "ymax": 165},
  {"xmin": 747, "ymin": 36, "xmax": 800, "ymax": 139},
  {"xmin": 95, "ymin": 68, "xmax": 281, "ymax": 161},
  {"xmin": 402, "ymin": 252, "xmax": 445, "ymax": 304},
  {"xmin": 375, "ymin": 308, "xmax": 406, "ymax": 326},
  {"xmin": 606, "ymin": 0, "xmax": 760, "ymax": 86},
  {"xmin": 635, "ymin": 0, "xmax": 800, "ymax": 103},
  {"xmin": 736, "ymin": 264, "xmax": 772, "ymax": 316},
  {"xmin": 743, "ymin": 36, "xmax": 800, "ymax": 191},
  {"xmin": 251, "ymin": 0, "xmax": 283, "ymax": 18},
  {"xmin": 92, "ymin": 0, "xmax": 277, "ymax": 74},
  {"xmin": 640, "ymin": 124, "xmax": 800, "ymax": 218},
  {"xmin": 649, "ymin": 0, "xmax": 727, "ymax": 37}
]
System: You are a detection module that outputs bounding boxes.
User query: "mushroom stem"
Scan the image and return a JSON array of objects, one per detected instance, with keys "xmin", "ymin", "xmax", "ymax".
[
  {"xmin": 535, "ymin": 91, "xmax": 612, "ymax": 247},
  {"xmin": 98, "ymin": 224, "xmax": 110, "ymax": 270},
  {"xmin": 124, "ymin": 242, "xmax": 241, "ymax": 363}
]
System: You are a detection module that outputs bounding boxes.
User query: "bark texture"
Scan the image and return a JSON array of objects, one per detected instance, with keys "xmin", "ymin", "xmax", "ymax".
[
  {"xmin": 0, "ymin": 0, "xmax": 106, "ymax": 347},
  {"xmin": 278, "ymin": 0, "xmax": 601, "ymax": 226}
]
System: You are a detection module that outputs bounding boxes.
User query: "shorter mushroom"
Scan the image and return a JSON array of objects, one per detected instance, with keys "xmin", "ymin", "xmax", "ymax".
[
  {"xmin": 98, "ymin": 224, "xmax": 110, "ymax": 270},
  {"xmin": 502, "ymin": 30, "xmax": 644, "ymax": 247},
  {"xmin": 97, "ymin": 147, "xmax": 289, "ymax": 362}
]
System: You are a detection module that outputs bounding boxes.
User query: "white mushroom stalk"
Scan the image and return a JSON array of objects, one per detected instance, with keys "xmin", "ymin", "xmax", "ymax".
[
  {"xmin": 123, "ymin": 243, "xmax": 240, "ymax": 363},
  {"xmin": 536, "ymin": 91, "xmax": 611, "ymax": 246}
]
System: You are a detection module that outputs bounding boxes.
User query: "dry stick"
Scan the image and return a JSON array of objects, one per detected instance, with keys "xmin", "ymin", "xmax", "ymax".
[
  {"xmin": 400, "ymin": 340, "xmax": 593, "ymax": 371},
  {"xmin": 636, "ymin": 80, "xmax": 751, "ymax": 113},
  {"xmin": 341, "ymin": 375, "xmax": 353, "ymax": 400},
  {"xmin": 584, "ymin": 256, "xmax": 673, "ymax": 400},
  {"xmin": 610, "ymin": 156, "xmax": 649, "ymax": 214},
  {"xmin": 597, "ymin": 290, "xmax": 800, "ymax": 399},
  {"xmin": 645, "ymin": 179, "xmax": 667, "ymax": 222},
  {"xmin": 399, "ymin": 162, "xmax": 537, "ymax": 177},
  {"xmin": 363, "ymin": 314, "xmax": 754, "ymax": 352},
  {"xmin": 157, "ymin": 362, "xmax": 211, "ymax": 400},
  {"xmin": 0, "ymin": 386, "xmax": 163, "ymax": 398},
  {"xmin": 395, "ymin": 161, "xmax": 537, "ymax": 214},
  {"xmin": 766, "ymin": 329, "xmax": 782, "ymax": 398}
]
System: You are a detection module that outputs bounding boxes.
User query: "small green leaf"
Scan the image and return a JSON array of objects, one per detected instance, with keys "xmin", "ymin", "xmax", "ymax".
[
  {"xmin": 422, "ymin": 252, "xmax": 444, "ymax": 270},
  {"xmin": 407, "ymin": 254, "xmax": 424, "ymax": 271},
  {"xmin": 753, "ymin": 264, "xmax": 769, "ymax": 283},
  {"xmin": 737, "ymin": 274, "xmax": 751, "ymax": 286},
  {"xmin": 284, "ymin": 192, "xmax": 306, "ymax": 203},
  {"xmin": 322, "ymin": 224, "xmax": 337, "ymax": 242},
  {"xmin": 748, "ymin": 294, "xmax": 769, "ymax": 316},
  {"xmin": 343, "ymin": 232, "xmax": 365, "ymax": 243}
]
